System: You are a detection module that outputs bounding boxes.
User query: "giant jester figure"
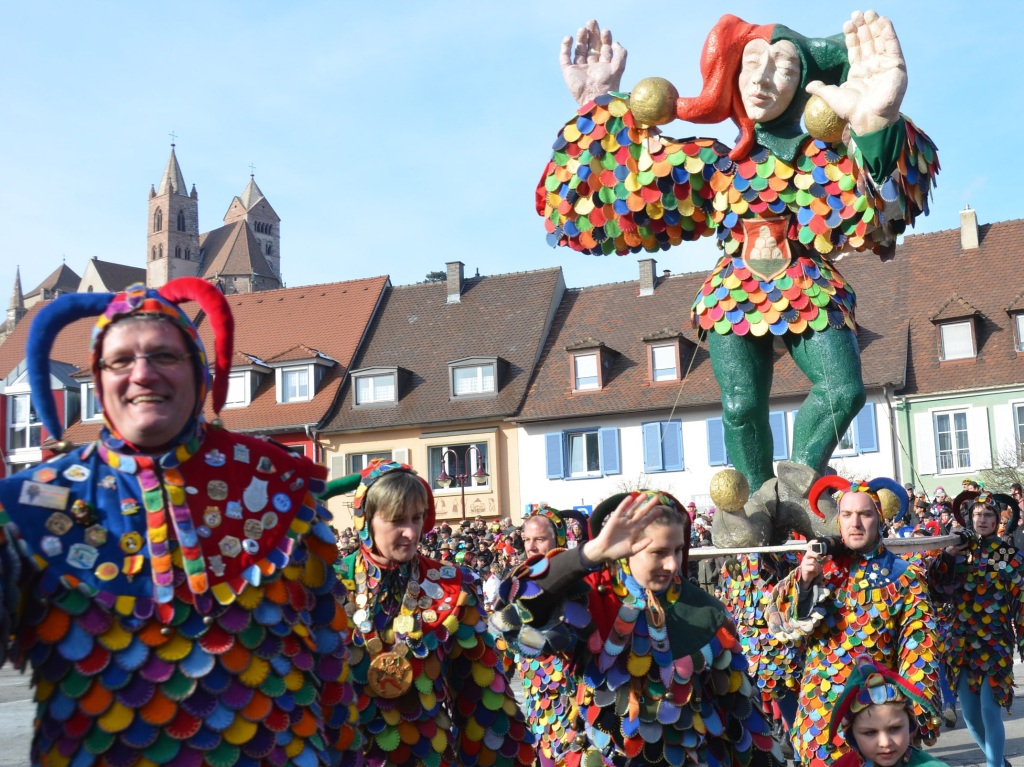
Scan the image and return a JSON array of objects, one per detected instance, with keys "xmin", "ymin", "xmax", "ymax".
[
  {"xmin": 540, "ymin": 11, "xmax": 938, "ymax": 545},
  {"xmin": 0, "ymin": 280, "xmax": 362, "ymax": 767}
]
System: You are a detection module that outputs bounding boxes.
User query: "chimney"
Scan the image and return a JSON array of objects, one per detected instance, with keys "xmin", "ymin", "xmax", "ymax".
[
  {"xmin": 638, "ymin": 257, "xmax": 657, "ymax": 296},
  {"xmin": 960, "ymin": 205, "xmax": 979, "ymax": 250},
  {"xmin": 446, "ymin": 261, "xmax": 464, "ymax": 304}
]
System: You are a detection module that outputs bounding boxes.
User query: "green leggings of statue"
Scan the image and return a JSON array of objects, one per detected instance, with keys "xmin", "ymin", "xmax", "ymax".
[{"xmin": 708, "ymin": 327, "xmax": 866, "ymax": 491}]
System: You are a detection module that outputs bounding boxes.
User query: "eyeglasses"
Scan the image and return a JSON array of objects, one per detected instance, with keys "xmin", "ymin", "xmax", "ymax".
[{"xmin": 98, "ymin": 351, "xmax": 192, "ymax": 373}]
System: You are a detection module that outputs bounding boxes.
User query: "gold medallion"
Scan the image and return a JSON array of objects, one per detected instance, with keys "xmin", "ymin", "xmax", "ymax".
[
  {"xmin": 422, "ymin": 609, "xmax": 438, "ymax": 624},
  {"xmin": 365, "ymin": 637, "xmax": 383, "ymax": 655},
  {"xmin": 393, "ymin": 614, "xmax": 415, "ymax": 635},
  {"xmin": 368, "ymin": 652, "xmax": 413, "ymax": 699}
]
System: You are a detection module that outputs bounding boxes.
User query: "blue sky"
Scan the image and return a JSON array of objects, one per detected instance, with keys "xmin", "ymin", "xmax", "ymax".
[{"xmin": 2, "ymin": 1, "xmax": 1021, "ymax": 302}]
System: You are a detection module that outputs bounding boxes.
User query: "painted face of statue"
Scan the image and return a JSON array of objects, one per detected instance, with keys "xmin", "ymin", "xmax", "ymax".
[{"xmin": 738, "ymin": 38, "xmax": 801, "ymax": 123}]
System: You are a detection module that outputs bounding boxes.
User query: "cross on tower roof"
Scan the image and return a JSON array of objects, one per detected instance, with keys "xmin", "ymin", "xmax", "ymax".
[
  {"xmin": 249, "ymin": 162, "xmax": 256, "ymax": 177},
  {"xmin": 169, "ymin": 130, "xmax": 177, "ymax": 146}
]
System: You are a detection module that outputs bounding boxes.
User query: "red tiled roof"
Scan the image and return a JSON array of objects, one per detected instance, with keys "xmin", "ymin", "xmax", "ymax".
[
  {"xmin": 514, "ymin": 255, "xmax": 910, "ymax": 423},
  {"xmin": 0, "ymin": 301, "xmax": 93, "ymax": 378},
  {"xmin": 199, "ymin": 221, "xmax": 276, "ymax": 280},
  {"xmin": 929, "ymin": 294, "xmax": 980, "ymax": 323},
  {"xmin": 899, "ymin": 218, "xmax": 1024, "ymax": 395},
  {"xmin": 325, "ymin": 268, "xmax": 565, "ymax": 433}
]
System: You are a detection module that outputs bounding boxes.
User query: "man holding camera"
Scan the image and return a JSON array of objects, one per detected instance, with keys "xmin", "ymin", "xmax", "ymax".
[{"xmin": 768, "ymin": 478, "xmax": 940, "ymax": 767}]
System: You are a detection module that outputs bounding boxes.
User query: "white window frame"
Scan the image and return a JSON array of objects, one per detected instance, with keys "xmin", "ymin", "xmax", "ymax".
[
  {"xmin": 8, "ymin": 392, "xmax": 42, "ymax": 451},
  {"xmin": 832, "ymin": 422, "xmax": 857, "ymax": 457},
  {"xmin": 348, "ymin": 450, "xmax": 393, "ymax": 474},
  {"xmin": 1014, "ymin": 403, "xmax": 1024, "ymax": 465},
  {"xmin": 354, "ymin": 372, "xmax": 397, "ymax": 406},
  {"xmin": 223, "ymin": 372, "xmax": 248, "ymax": 408},
  {"xmin": 1015, "ymin": 313, "xmax": 1024, "ymax": 353},
  {"xmin": 278, "ymin": 365, "xmax": 312, "ymax": 403},
  {"xmin": 651, "ymin": 343, "xmax": 678, "ymax": 382},
  {"xmin": 939, "ymin": 321, "xmax": 975, "ymax": 361},
  {"xmin": 933, "ymin": 409, "xmax": 971, "ymax": 472},
  {"xmin": 81, "ymin": 382, "xmax": 103, "ymax": 422},
  {"xmin": 566, "ymin": 429, "xmax": 601, "ymax": 478},
  {"xmin": 428, "ymin": 442, "xmax": 490, "ymax": 492},
  {"xmin": 452, "ymin": 363, "xmax": 496, "ymax": 397},
  {"xmin": 573, "ymin": 353, "xmax": 599, "ymax": 391}
]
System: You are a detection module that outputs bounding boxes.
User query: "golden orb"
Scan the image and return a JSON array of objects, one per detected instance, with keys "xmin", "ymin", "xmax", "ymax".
[
  {"xmin": 804, "ymin": 95, "xmax": 846, "ymax": 143},
  {"xmin": 709, "ymin": 469, "xmax": 750, "ymax": 514},
  {"xmin": 629, "ymin": 77, "xmax": 679, "ymax": 127},
  {"xmin": 877, "ymin": 488, "xmax": 901, "ymax": 521}
]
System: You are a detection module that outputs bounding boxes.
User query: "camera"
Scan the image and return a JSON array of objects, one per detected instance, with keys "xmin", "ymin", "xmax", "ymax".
[{"xmin": 809, "ymin": 536, "xmax": 850, "ymax": 557}]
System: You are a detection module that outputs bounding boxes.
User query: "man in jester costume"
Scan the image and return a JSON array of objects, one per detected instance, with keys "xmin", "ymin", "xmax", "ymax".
[
  {"xmin": 770, "ymin": 476, "xmax": 940, "ymax": 767},
  {"xmin": 542, "ymin": 11, "xmax": 938, "ymax": 546},
  {"xmin": 490, "ymin": 490, "xmax": 781, "ymax": 767},
  {"xmin": 0, "ymin": 279, "xmax": 362, "ymax": 767},
  {"xmin": 319, "ymin": 461, "xmax": 534, "ymax": 767}
]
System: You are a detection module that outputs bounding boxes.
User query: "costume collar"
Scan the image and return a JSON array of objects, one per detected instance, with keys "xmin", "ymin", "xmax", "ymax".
[{"xmin": 97, "ymin": 419, "xmax": 206, "ymax": 473}]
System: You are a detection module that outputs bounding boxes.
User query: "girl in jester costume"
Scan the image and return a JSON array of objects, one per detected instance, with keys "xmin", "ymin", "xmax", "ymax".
[
  {"xmin": 542, "ymin": 11, "xmax": 939, "ymax": 547},
  {"xmin": 769, "ymin": 476, "xmax": 940, "ymax": 767},
  {"xmin": 490, "ymin": 490, "xmax": 782, "ymax": 767},
  {"xmin": 927, "ymin": 491, "xmax": 1024, "ymax": 767},
  {"xmin": 320, "ymin": 461, "xmax": 534, "ymax": 767},
  {"xmin": 0, "ymin": 279, "xmax": 361, "ymax": 767}
]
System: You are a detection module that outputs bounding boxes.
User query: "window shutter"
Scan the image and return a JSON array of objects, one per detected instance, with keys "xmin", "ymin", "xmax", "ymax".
[
  {"xmin": 707, "ymin": 418, "xmax": 727, "ymax": 467},
  {"xmin": 663, "ymin": 421, "xmax": 684, "ymax": 472},
  {"xmin": 913, "ymin": 412, "xmax": 937, "ymax": 476},
  {"xmin": 967, "ymin": 407, "xmax": 992, "ymax": 470},
  {"xmin": 855, "ymin": 402, "xmax": 878, "ymax": 454},
  {"xmin": 992, "ymin": 404, "xmax": 1016, "ymax": 462},
  {"xmin": 391, "ymin": 447, "xmax": 410, "ymax": 465},
  {"xmin": 598, "ymin": 427, "xmax": 621, "ymax": 475},
  {"xmin": 769, "ymin": 411, "xmax": 788, "ymax": 460},
  {"xmin": 330, "ymin": 454, "xmax": 347, "ymax": 480},
  {"xmin": 545, "ymin": 433, "xmax": 565, "ymax": 479},
  {"xmin": 643, "ymin": 422, "xmax": 663, "ymax": 472}
]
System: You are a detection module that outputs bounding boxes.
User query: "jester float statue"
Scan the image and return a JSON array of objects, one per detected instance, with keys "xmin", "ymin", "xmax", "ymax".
[{"xmin": 540, "ymin": 10, "xmax": 938, "ymax": 545}]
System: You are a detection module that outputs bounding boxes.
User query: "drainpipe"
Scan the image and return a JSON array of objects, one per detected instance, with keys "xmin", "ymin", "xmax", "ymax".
[
  {"xmin": 882, "ymin": 385, "xmax": 900, "ymax": 481},
  {"xmin": 304, "ymin": 424, "xmax": 320, "ymax": 464}
]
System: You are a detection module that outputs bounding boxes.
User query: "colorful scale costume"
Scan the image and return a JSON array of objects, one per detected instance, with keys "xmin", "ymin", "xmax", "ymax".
[
  {"xmin": 0, "ymin": 280, "xmax": 361, "ymax": 767},
  {"xmin": 491, "ymin": 493, "xmax": 780, "ymax": 767},
  {"xmin": 718, "ymin": 555, "xmax": 802, "ymax": 701},
  {"xmin": 771, "ymin": 542, "xmax": 940, "ymax": 767},
  {"xmin": 334, "ymin": 461, "xmax": 533, "ymax": 767},
  {"xmin": 928, "ymin": 534, "xmax": 1024, "ymax": 709},
  {"xmin": 537, "ymin": 91, "xmax": 938, "ymax": 338}
]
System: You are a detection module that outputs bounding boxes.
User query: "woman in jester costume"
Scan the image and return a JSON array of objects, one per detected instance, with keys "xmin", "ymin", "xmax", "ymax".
[
  {"xmin": 0, "ymin": 279, "xmax": 361, "ymax": 767},
  {"xmin": 928, "ymin": 491, "xmax": 1024, "ymax": 767},
  {"xmin": 490, "ymin": 490, "xmax": 781, "ymax": 767},
  {"xmin": 542, "ymin": 11, "xmax": 938, "ymax": 546},
  {"xmin": 320, "ymin": 461, "xmax": 534, "ymax": 767}
]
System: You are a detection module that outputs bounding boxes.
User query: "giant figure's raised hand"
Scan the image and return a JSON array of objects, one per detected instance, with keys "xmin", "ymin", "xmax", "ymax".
[
  {"xmin": 807, "ymin": 10, "xmax": 907, "ymax": 136},
  {"xmin": 559, "ymin": 19, "xmax": 627, "ymax": 106}
]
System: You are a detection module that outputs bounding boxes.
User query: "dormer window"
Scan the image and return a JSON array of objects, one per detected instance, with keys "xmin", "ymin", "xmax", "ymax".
[
  {"xmin": 448, "ymin": 357, "xmax": 503, "ymax": 399},
  {"xmin": 352, "ymin": 367, "xmax": 400, "ymax": 407},
  {"xmin": 939, "ymin": 321, "xmax": 975, "ymax": 361},
  {"xmin": 567, "ymin": 339, "xmax": 616, "ymax": 392},
  {"xmin": 82, "ymin": 383, "xmax": 102, "ymax": 422},
  {"xmin": 268, "ymin": 346, "xmax": 336, "ymax": 404},
  {"xmin": 1014, "ymin": 313, "xmax": 1024, "ymax": 352},
  {"xmin": 651, "ymin": 344, "xmax": 678, "ymax": 381},
  {"xmin": 281, "ymin": 367, "xmax": 310, "ymax": 402},
  {"xmin": 574, "ymin": 353, "xmax": 599, "ymax": 390},
  {"xmin": 224, "ymin": 372, "xmax": 247, "ymax": 408}
]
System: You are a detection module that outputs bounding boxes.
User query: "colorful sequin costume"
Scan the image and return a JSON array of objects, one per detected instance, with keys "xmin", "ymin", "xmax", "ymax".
[
  {"xmin": 928, "ymin": 534, "xmax": 1024, "ymax": 709},
  {"xmin": 0, "ymin": 280, "xmax": 361, "ymax": 767},
  {"xmin": 771, "ymin": 541, "xmax": 940, "ymax": 767},
  {"xmin": 491, "ymin": 492, "xmax": 781, "ymax": 767},
  {"xmin": 328, "ymin": 461, "xmax": 533, "ymax": 767}
]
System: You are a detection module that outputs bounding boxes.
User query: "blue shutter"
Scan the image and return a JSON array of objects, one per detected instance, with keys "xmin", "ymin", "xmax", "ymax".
[
  {"xmin": 643, "ymin": 422, "xmax": 663, "ymax": 472},
  {"xmin": 663, "ymin": 421, "xmax": 684, "ymax": 471},
  {"xmin": 769, "ymin": 411, "xmax": 788, "ymax": 460},
  {"xmin": 544, "ymin": 433, "xmax": 564, "ymax": 479},
  {"xmin": 707, "ymin": 418, "xmax": 727, "ymax": 466},
  {"xmin": 599, "ymin": 427, "xmax": 621, "ymax": 475},
  {"xmin": 856, "ymin": 402, "xmax": 878, "ymax": 453}
]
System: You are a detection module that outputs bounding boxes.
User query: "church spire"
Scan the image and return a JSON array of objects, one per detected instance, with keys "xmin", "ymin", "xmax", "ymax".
[
  {"xmin": 156, "ymin": 144, "xmax": 189, "ymax": 197},
  {"xmin": 9, "ymin": 266, "xmax": 24, "ymax": 313}
]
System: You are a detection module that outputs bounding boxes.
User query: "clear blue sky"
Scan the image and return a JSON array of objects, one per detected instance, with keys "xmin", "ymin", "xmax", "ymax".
[{"xmin": 2, "ymin": 1, "xmax": 1021, "ymax": 302}]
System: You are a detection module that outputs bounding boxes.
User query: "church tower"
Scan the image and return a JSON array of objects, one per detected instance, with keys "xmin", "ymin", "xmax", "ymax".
[
  {"xmin": 0, "ymin": 267, "xmax": 26, "ymax": 344},
  {"xmin": 222, "ymin": 174, "xmax": 282, "ymax": 282},
  {"xmin": 147, "ymin": 144, "xmax": 201, "ymax": 288}
]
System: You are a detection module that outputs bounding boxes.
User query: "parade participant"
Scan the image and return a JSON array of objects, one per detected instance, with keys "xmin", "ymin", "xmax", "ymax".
[
  {"xmin": 929, "ymin": 492, "xmax": 1024, "ymax": 767},
  {"xmin": 322, "ymin": 460, "xmax": 533, "ymax": 767},
  {"xmin": 0, "ymin": 280, "xmax": 361, "ymax": 766},
  {"xmin": 770, "ymin": 476, "xmax": 940, "ymax": 767},
  {"xmin": 540, "ymin": 11, "xmax": 938, "ymax": 547},
  {"xmin": 829, "ymin": 655, "xmax": 948, "ymax": 767},
  {"xmin": 491, "ymin": 491, "xmax": 781, "ymax": 767}
]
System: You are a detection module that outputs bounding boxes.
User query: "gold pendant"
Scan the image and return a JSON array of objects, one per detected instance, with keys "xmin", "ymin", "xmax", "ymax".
[
  {"xmin": 393, "ymin": 614, "xmax": 415, "ymax": 635},
  {"xmin": 368, "ymin": 651, "xmax": 413, "ymax": 699}
]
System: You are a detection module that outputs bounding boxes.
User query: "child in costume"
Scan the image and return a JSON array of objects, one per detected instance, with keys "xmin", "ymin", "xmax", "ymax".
[
  {"xmin": 321, "ymin": 461, "xmax": 533, "ymax": 767},
  {"xmin": 830, "ymin": 654, "xmax": 949, "ymax": 767},
  {"xmin": 490, "ymin": 490, "xmax": 781, "ymax": 767},
  {"xmin": 0, "ymin": 280, "xmax": 361, "ymax": 767},
  {"xmin": 928, "ymin": 491, "xmax": 1024, "ymax": 767}
]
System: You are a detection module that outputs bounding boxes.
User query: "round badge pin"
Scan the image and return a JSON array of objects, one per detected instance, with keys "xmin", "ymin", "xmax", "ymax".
[{"xmin": 272, "ymin": 493, "xmax": 292, "ymax": 513}]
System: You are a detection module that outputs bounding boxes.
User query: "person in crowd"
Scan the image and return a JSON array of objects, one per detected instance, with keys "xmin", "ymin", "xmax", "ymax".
[
  {"xmin": 770, "ymin": 476, "xmax": 940, "ymax": 767},
  {"xmin": 829, "ymin": 654, "xmax": 948, "ymax": 767},
  {"xmin": 491, "ymin": 491, "xmax": 781, "ymax": 767},
  {"xmin": 0, "ymin": 279, "xmax": 362, "ymax": 766},
  {"xmin": 929, "ymin": 492, "xmax": 1024, "ymax": 767}
]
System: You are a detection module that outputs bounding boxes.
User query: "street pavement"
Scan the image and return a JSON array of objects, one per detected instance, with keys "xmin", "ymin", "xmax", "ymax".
[{"xmin": 0, "ymin": 662, "xmax": 1022, "ymax": 766}]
